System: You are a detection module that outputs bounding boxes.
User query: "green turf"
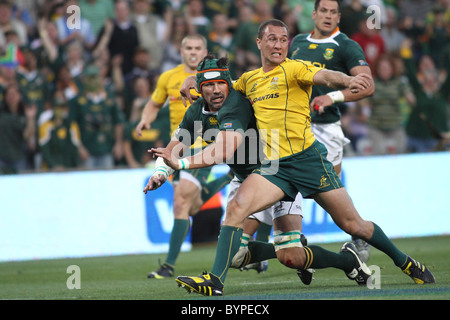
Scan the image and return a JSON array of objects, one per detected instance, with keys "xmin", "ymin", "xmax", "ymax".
[{"xmin": 0, "ymin": 235, "xmax": 449, "ymax": 300}]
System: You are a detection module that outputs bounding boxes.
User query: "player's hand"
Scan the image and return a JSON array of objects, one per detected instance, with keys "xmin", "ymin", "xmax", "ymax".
[
  {"xmin": 143, "ymin": 174, "xmax": 167, "ymax": 193},
  {"xmin": 180, "ymin": 75, "xmax": 200, "ymax": 107},
  {"xmin": 310, "ymin": 95, "xmax": 333, "ymax": 114},
  {"xmin": 135, "ymin": 120, "xmax": 150, "ymax": 137},
  {"xmin": 349, "ymin": 73, "xmax": 372, "ymax": 93},
  {"xmin": 149, "ymin": 147, "xmax": 180, "ymax": 170}
]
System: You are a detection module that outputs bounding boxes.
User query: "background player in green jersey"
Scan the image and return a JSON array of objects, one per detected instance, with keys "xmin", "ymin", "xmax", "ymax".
[{"xmin": 289, "ymin": 0, "xmax": 375, "ymax": 262}]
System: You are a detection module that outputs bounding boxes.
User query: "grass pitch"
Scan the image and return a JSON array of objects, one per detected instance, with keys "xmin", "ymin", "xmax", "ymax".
[{"xmin": 1, "ymin": 236, "xmax": 449, "ymax": 301}]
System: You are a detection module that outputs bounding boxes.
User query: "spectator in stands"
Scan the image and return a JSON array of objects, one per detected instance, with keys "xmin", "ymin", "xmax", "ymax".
[
  {"xmin": 79, "ymin": 0, "xmax": 115, "ymax": 37},
  {"xmin": 16, "ymin": 47, "xmax": 49, "ymax": 118},
  {"xmin": 423, "ymin": 4, "xmax": 450, "ymax": 70},
  {"xmin": 55, "ymin": 63, "xmax": 81, "ymax": 102},
  {"xmin": 0, "ymin": 0, "xmax": 28, "ymax": 48},
  {"xmin": 160, "ymin": 14, "xmax": 189, "ymax": 72},
  {"xmin": 95, "ymin": 0, "xmax": 139, "ymax": 76},
  {"xmin": 0, "ymin": 84, "xmax": 36, "ymax": 174},
  {"xmin": 131, "ymin": 0, "xmax": 168, "ymax": 72},
  {"xmin": 380, "ymin": 6, "xmax": 407, "ymax": 55},
  {"xmin": 366, "ymin": 54, "xmax": 416, "ymax": 155},
  {"xmin": 204, "ymin": 0, "xmax": 239, "ymax": 31},
  {"xmin": 36, "ymin": 17, "xmax": 64, "ymax": 77},
  {"xmin": 54, "ymin": 0, "xmax": 97, "ymax": 50},
  {"xmin": 38, "ymin": 90, "xmax": 82, "ymax": 171},
  {"xmin": 184, "ymin": 0, "xmax": 210, "ymax": 36},
  {"xmin": 232, "ymin": 1, "xmax": 273, "ymax": 77},
  {"xmin": 351, "ymin": 15, "xmax": 386, "ymax": 74},
  {"xmin": 401, "ymin": 39, "xmax": 449, "ymax": 153},
  {"xmin": 68, "ymin": 64, "xmax": 125, "ymax": 169},
  {"xmin": 339, "ymin": 0, "xmax": 367, "ymax": 38},
  {"xmin": 206, "ymin": 13, "xmax": 236, "ymax": 77}
]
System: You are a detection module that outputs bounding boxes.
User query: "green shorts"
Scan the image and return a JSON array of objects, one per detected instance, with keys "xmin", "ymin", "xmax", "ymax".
[
  {"xmin": 172, "ymin": 167, "xmax": 213, "ymax": 188},
  {"xmin": 254, "ymin": 140, "xmax": 343, "ymax": 200}
]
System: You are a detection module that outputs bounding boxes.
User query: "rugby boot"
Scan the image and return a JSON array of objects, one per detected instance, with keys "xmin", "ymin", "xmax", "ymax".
[
  {"xmin": 297, "ymin": 233, "xmax": 315, "ymax": 285},
  {"xmin": 242, "ymin": 260, "xmax": 269, "ymax": 273},
  {"xmin": 352, "ymin": 237, "xmax": 371, "ymax": 263},
  {"xmin": 402, "ymin": 256, "xmax": 435, "ymax": 284},
  {"xmin": 340, "ymin": 242, "xmax": 372, "ymax": 285},
  {"xmin": 176, "ymin": 272, "xmax": 223, "ymax": 296},
  {"xmin": 147, "ymin": 262, "xmax": 174, "ymax": 279}
]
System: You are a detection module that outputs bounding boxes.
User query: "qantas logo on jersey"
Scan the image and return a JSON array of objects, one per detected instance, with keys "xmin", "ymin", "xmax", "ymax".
[{"xmin": 252, "ymin": 93, "xmax": 280, "ymax": 103}]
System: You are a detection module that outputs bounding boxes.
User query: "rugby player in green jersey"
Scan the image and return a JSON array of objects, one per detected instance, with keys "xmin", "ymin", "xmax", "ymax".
[
  {"xmin": 289, "ymin": 0, "xmax": 375, "ymax": 262},
  {"xmin": 136, "ymin": 35, "xmax": 232, "ymax": 279},
  {"xmin": 173, "ymin": 19, "xmax": 434, "ymax": 296},
  {"xmin": 148, "ymin": 55, "xmax": 308, "ymax": 294}
]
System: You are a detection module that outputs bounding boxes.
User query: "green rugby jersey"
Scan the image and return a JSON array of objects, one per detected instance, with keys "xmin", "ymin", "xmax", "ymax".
[
  {"xmin": 176, "ymin": 88, "xmax": 260, "ymax": 182},
  {"xmin": 69, "ymin": 93, "xmax": 124, "ymax": 156},
  {"xmin": 289, "ymin": 28, "xmax": 368, "ymax": 123}
]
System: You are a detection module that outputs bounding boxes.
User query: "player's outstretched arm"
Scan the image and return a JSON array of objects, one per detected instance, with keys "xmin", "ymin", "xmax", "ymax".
[
  {"xmin": 310, "ymin": 65, "xmax": 375, "ymax": 114},
  {"xmin": 143, "ymin": 140, "xmax": 187, "ymax": 193},
  {"xmin": 151, "ymin": 130, "xmax": 243, "ymax": 170},
  {"xmin": 135, "ymin": 99, "xmax": 163, "ymax": 137},
  {"xmin": 313, "ymin": 69, "xmax": 372, "ymax": 93}
]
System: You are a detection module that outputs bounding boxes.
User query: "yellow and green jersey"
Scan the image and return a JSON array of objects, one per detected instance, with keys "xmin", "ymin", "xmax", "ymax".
[
  {"xmin": 233, "ymin": 58, "xmax": 322, "ymax": 160},
  {"xmin": 151, "ymin": 64, "xmax": 198, "ymax": 136},
  {"xmin": 289, "ymin": 28, "xmax": 368, "ymax": 123}
]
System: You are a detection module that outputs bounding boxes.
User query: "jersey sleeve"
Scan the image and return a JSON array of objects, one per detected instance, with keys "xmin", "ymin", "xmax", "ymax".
[
  {"xmin": 292, "ymin": 59, "xmax": 323, "ymax": 86},
  {"xmin": 151, "ymin": 70, "xmax": 170, "ymax": 105},
  {"xmin": 340, "ymin": 39, "xmax": 369, "ymax": 71}
]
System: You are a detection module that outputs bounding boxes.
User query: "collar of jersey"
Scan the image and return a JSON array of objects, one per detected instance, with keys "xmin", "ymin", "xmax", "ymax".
[
  {"xmin": 202, "ymin": 103, "xmax": 218, "ymax": 115},
  {"xmin": 307, "ymin": 27, "xmax": 341, "ymax": 46}
]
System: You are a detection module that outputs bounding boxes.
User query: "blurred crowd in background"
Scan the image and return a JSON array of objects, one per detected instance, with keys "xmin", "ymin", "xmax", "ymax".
[{"xmin": 0, "ymin": 0, "xmax": 448, "ymax": 174}]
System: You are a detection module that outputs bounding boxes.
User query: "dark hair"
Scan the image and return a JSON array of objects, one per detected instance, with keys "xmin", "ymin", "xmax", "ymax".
[
  {"xmin": 257, "ymin": 19, "xmax": 289, "ymax": 40},
  {"xmin": 314, "ymin": 0, "xmax": 341, "ymax": 12},
  {"xmin": 198, "ymin": 54, "xmax": 229, "ymax": 71}
]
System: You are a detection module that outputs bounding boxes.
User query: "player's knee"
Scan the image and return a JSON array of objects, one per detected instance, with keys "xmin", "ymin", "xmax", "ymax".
[
  {"xmin": 341, "ymin": 219, "xmax": 370, "ymax": 239},
  {"xmin": 173, "ymin": 192, "xmax": 195, "ymax": 218},
  {"xmin": 276, "ymin": 247, "xmax": 306, "ymax": 269},
  {"xmin": 273, "ymin": 230, "xmax": 306, "ymax": 269},
  {"xmin": 224, "ymin": 197, "xmax": 249, "ymax": 225}
]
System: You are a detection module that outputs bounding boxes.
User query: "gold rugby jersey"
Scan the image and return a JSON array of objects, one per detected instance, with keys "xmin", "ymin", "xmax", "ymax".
[
  {"xmin": 233, "ymin": 58, "xmax": 322, "ymax": 160},
  {"xmin": 151, "ymin": 64, "xmax": 197, "ymax": 135}
]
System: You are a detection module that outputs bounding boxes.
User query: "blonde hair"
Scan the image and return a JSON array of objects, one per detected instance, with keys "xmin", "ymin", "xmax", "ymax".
[{"xmin": 181, "ymin": 34, "xmax": 207, "ymax": 49}]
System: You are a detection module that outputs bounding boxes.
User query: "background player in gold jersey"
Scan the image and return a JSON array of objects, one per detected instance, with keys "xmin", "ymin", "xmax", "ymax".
[
  {"xmin": 135, "ymin": 34, "xmax": 232, "ymax": 279},
  {"xmin": 175, "ymin": 19, "xmax": 434, "ymax": 296}
]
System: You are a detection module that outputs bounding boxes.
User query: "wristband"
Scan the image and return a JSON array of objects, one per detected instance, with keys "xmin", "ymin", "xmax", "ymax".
[
  {"xmin": 326, "ymin": 90, "xmax": 345, "ymax": 103},
  {"xmin": 178, "ymin": 158, "xmax": 190, "ymax": 170},
  {"xmin": 154, "ymin": 157, "xmax": 174, "ymax": 179}
]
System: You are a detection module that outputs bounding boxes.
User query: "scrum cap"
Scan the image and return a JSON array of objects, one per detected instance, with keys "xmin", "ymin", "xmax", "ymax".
[{"xmin": 196, "ymin": 57, "xmax": 232, "ymax": 93}]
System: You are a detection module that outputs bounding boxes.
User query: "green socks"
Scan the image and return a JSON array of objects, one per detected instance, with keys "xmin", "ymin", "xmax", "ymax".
[
  {"xmin": 211, "ymin": 225, "xmax": 243, "ymax": 286},
  {"xmin": 201, "ymin": 171, "xmax": 234, "ymax": 203},
  {"xmin": 165, "ymin": 219, "xmax": 190, "ymax": 266},
  {"xmin": 368, "ymin": 222, "xmax": 408, "ymax": 267},
  {"xmin": 247, "ymin": 240, "xmax": 277, "ymax": 264},
  {"xmin": 302, "ymin": 245, "xmax": 355, "ymax": 273},
  {"xmin": 255, "ymin": 223, "xmax": 272, "ymax": 242}
]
